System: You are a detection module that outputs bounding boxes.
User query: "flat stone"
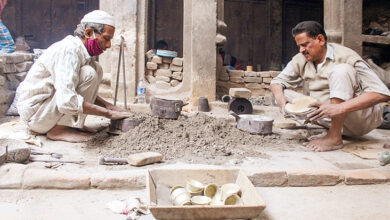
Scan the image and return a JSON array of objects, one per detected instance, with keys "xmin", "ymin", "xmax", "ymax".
[
  {"xmin": 244, "ymin": 77, "xmax": 262, "ymax": 83},
  {"xmin": 172, "ymin": 71, "xmax": 183, "ymax": 81},
  {"xmin": 146, "ymin": 75, "xmax": 156, "ymax": 84},
  {"xmin": 155, "ymin": 69, "xmax": 172, "ymax": 77},
  {"xmin": 274, "ymin": 121, "xmax": 297, "ymax": 128},
  {"xmin": 2, "ymin": 64, "xmax": 16, "ymax": 73},
  {"xmin": 90, "ymin": 171, "xmax": 145, "ymax": 189},
  {"xmin": 247, "ymin": 170, "xmax": 288, "ymax": 187},
  {"xmin": 146, "ymin": 62, "xmax": 157, "ymax": 70},
  {"xmin": 344, "ymin": 170, "xmax": 389, "ymax": 185},
  {"xmin": 244, "ymin": 71, "xmax": 258, "ymax": 77},
  {"xmin": 158, "ymin": 63, "xmax": 170, "ymax": 69},
  {"xmin": 128, "ymin": 152, "xmax": 163, "ymax": 166},
  {"xmin": 162, "ymin": 57, "xmax": 173, "ymax": 64},
  {"xmin": 22, "ymin": 169, "xmax": 90, "ymax": 189},
  {"xmin": 0, "ymin": 75, "xmax": 6, "ymax": 86},
  {"xmin": 270, "ymin": 71, "xmax": 280, "ymax": 78},
  {"xmin": 170, "ymin": 64, "xmax": 183, "ymax": 72},
  {"xmin": 145, "ymin": 49, "xmax": 155, "ymax": 59},
  {"xmin": 0, "ymin": 163, "xmax": 27, "ymax": 189},
  {"xmin": 23, "ymin": 53, "xmax": 34, "ymax": 61},
  {"xmin": 245, "ymin": 83, "xmax": 263, "ymax": 89},
  {"xmin": 15, "ymin": 72, "xmax": 28, "ymax": 81},
  {"xmin": 15, "ymin": 61, "xmax": 33, "ymax": 73},
  {"xmin": 155, "ymin": 81, "xmax": 171, "ymax": 90},
  {"xmin": 287, "ymin": 170, "xmax": 342, "ymax": 186},
  {"xmin": 262, "ymin": 77, "xmax": 272, "ymax": 84},
  {"xmin": 259, "ymin": 71, "xmax": 271, "ymax": 78},
  {"xmin": 151, "ymin": 56, "xmax": 162, "ymax": 64},
  {"xmin": 3, "ymin": 53, "xmax": 25, "ymax": 64},
  {"xmin": 172, "ymin": 57, "xmax": 183, "ymax": 66},
  {"xmin": 155, "ymin": 75, "xmax": 170, "ymax": 83},
  {"xmin": 229, "ymin": 88, "xmax": 252, "ymax": 99},
  {"xmin": 229, "ymin": 77, "xmax": 244, "ymax": 83},
  {"xmin": 229, "ymin": 70, "xmax": 244, "ymax": 77}
]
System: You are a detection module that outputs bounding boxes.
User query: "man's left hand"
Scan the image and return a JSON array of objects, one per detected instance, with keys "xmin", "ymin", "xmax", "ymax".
[{"xmin": 307, "ymin": 102, "xmax": 345, "ymax": 121}]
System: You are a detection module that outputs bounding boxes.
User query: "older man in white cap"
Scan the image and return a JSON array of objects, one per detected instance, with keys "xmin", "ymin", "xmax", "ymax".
[{"xmin": 16, "ymin": 10, "xmax": 131, "ymax": 143}]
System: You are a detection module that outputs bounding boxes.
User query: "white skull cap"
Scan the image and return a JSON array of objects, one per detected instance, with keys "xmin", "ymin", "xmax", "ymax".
[{"xmin": 81, "ymin": 10, "xmax": 115, "ymax": 27}]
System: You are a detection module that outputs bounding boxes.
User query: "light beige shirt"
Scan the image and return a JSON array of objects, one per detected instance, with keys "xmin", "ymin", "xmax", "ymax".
[
  {"xmin": 17, "ymin": 35, "xmax": 91, "ymax": 123},
  {"xmin": 271, "ymin": 44, "xmax": 390, "ymax": 98}
]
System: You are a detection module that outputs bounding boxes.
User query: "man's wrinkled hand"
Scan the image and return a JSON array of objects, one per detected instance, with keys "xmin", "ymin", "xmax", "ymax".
[
  {"xmin": 307, "ymin": 102, "xmax": 345, "ymax": 121},
  {"xmin": 108, "ymin": 110, "xmax": 132, "ymax": 120}
]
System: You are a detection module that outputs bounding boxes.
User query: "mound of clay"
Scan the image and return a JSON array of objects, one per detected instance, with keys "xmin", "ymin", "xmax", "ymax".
[
  {"xmin": 285, "ymin": 96, "xmax": 317, "ymax": 115},
  {"xmin": 88, "ymin": 113, "xmax": 297, "ymax": 163}
]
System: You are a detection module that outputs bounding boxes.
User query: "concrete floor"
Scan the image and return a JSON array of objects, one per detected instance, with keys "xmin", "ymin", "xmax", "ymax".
[{"xmin": 1, "ymin": 184, "xmax": 389, "ymax": 220}]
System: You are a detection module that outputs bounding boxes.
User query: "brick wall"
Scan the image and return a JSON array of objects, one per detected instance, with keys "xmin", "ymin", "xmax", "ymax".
[{"xmin": 0, "ymin": 53, "xmax": 34, "ymax": 115}]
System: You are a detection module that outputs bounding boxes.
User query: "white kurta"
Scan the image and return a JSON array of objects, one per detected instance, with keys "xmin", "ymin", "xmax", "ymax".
[{"xmin": 17, "ymin": 35, "xmax": 103, "ymax": 133}]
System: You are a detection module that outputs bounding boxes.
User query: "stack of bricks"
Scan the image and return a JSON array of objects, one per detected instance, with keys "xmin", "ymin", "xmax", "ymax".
[
  {"xmin": 145, "ymin": 50, "xmax": 184, "ymax": 89},
  {"xmin": 218, "ymin": 67, "xmax": 280, "ymax": 97},
  {"xmin": 0, "ymin": 52, "xmax": 34, "ymax": 114}
]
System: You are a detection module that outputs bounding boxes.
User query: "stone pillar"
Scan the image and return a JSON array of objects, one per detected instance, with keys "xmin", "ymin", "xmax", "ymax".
[
  {"xmin": 267, "ymin": 0, "xmax": 283, "ymax": 70},
  {"xmin": 184, "ymin": 0, "xmax": 217, "ymax": 106},
  {"xmin": 324, "ymin": 0, "xmax": 362, "ymax": 54},
  {"xmin": 99, "ymin": 0, "xmax": 138, "ymax": 104}
]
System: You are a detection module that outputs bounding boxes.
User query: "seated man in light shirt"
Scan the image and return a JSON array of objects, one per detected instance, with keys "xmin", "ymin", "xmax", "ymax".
[
  {"xmin": 270, "ymin": 21, "xmax": 390, "ymax": 152},
  {"xmin": 17, "ymin": 10, "xmax": 131, "ymax": 143}
]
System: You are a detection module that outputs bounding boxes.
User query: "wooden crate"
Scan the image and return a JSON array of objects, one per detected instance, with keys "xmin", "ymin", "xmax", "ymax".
[{"xmin": 147, "ymin": 168, "xmax": 266, "ymax": 220}]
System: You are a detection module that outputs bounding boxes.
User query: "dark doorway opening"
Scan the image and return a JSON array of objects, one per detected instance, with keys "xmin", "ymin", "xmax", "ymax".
[{"xmin": 147, "ymin": 0, "xmax": 184, "ymax": 57}]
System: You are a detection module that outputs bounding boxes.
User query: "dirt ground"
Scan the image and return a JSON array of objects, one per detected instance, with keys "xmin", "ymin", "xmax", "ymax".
[{"xmin": 87, "ymin": 112, "xmax": 300, "ymax": 165}]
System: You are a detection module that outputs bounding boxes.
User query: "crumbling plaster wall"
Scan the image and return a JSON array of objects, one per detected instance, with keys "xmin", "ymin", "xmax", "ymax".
[
  {"xmin": 99, "ymin": 0, "xmax": 139, "ymax": 103},
  {"xmin": 99, "ymin": 0, "xmax": 217, "ymax": 106}
]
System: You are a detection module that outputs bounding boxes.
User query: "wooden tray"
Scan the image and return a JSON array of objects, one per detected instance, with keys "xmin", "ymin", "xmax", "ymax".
[{"xmin": 147, "ymin": 168, "xmax": 266, "ymax": 220}]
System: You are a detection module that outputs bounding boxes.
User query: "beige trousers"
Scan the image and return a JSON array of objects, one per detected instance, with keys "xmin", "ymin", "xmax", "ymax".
[
  {"xmin": 286, "ymin": 64, "xmax": 383, "ymax": 137},
  {"xmin": 27, "ymin": 63, "xmax": 103, "ymax": 134}
]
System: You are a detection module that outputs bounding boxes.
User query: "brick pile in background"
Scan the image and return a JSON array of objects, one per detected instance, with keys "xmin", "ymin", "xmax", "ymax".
[
  {"xmin": 145, "ymin": 50, "xmax": 184, "ymax": 89},
  {"xmin": 0, "ymin": 53, "xmax": 34, "ymax": 115},
  {"xmin": 217, "ymin": 67, "xmax": 280, "ymax": 98}
]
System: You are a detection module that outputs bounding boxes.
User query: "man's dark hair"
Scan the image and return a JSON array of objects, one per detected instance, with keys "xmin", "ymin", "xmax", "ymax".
[
  {"xmin": 292, "ymin": 21, "xmax": 327, "ymax": 41},
  {"xmin": 155, "ymin": 40, "xmax": 168, "ymax": 50}
]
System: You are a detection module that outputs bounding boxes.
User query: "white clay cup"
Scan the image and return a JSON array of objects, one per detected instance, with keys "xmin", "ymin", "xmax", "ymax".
[
  {"xmin": 221, "ymin": 183, "xmax": 241, "ymax": 200},
  {"xmin": 191, "ymin": 196, "xmax": 212, "ymax": 205}
]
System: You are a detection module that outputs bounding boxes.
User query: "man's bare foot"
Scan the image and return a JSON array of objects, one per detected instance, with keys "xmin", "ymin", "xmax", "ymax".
[
  {"xmin": 303, "ymin": 133, "xmax": 343, "ymax": 152},
  {"xmin": 306, "ymin": 131, "xmax": 327, "ymax": 141},
  {"xmin": 47, "ymin": 125, "xmax": 93, "ymax": 143}
]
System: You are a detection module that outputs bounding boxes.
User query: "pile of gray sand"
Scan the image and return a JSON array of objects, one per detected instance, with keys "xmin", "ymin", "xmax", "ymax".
[{"xmin": 88, "ymin": 113, "xmax": 298, "ymax": 162}]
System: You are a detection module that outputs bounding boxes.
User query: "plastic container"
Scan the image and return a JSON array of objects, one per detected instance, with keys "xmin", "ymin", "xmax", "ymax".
[{"xmin": 137, "ymin": 78, "xmax": 146, "ymax": 104}]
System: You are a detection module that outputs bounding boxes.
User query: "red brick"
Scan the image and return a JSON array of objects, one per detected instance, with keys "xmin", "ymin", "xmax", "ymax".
[{"xmin": 287, "ymin": 170, "xmax": 342, "ymax": 186}]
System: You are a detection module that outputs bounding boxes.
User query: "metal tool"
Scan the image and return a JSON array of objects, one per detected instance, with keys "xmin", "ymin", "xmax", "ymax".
[
  {"xmin": 29, "ymin": 158, "xmax": 85, "ymax": 164},
  {"xmin": 98, "ymin": 156, "xmax": 128, "ymax": 165},
  {"xmin": 30, "ymin": 149, "xmax": 63, "ymax": 159},
  {"xmin": 113, "ymin": 35, "xmax": 127, "ymax": 108}
]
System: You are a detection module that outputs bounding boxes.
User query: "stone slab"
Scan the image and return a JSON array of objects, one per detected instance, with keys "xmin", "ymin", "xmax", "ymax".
[
  {"xmin": 229, "ymin": 77, "xmax": 244, "ymax": 83},
  {"xmin": 344, "ymin": 170, "xmax": 389, "ymax": 185},
  {"xmin": 146, "ymin": 62, "xmax": 158, "ymax": 70},
  {"xmin": 155, "ymin": 69, "xmax": 172, "ymax": 77},
  {"xmin": 171, "ymin": 79, "xmax": 180, "ymax": 87},
  {"xmin": 259, "ymin": 71, "xmax": 271, "ymax": 78},
  {"xmin": 172, "ymin": 57, "xmax": 183, "ymax": 66},
  {"xmin": 127, "ymin": 152, "xmax": 163, "ymax": 166},
  {"xmin": 170, "ymin": 64, "xmax": 183, "ymax": 72},
  {"xmin": 244, "ymin": 71, "xmax": 258, "ymax": 77},
  {"xmin": 228, "ymin": 70, "xmax": 244, "ymax": 77},
  {"xmin": 15, "ymin": 61, "xmax": 33, "ymax": 73},
  {"xmin": 0, "ymin": 163, "xmax": 27, "ymax": 189},
  {"xmin": 172, "ymin": 71, "xmax": 183, "ymax": 81},
  {"xmin": 244, "ymin": 77, "xmax": 262, "ymax": 83},
  {"xmin": 155, "ymin": 75, "xmax": 170, "ymax": 83},
  {"xmin": 262, "ymin": 77, "xmax": 272, "ymax": 84},
  {"xmin": 151, "ymin": 56, "xmax": 162, "ymax": 64},
  {"xmin": 90, "ymin": 170, "xmax": 145, "ymax": 189},
  {"xmin": 246, "ymin": 170, "xmax": 288, "ymax": 187},
  {"xmin": 287, "ymin": 170, "xmax": 342, "ymax": 186},
  {"xmin": 22, "ymin": 169, "xmax": 90, "ymax": 189},
  {"xmin": 229, "ymin": 88, "xmax": 252, "ymax": 99}
]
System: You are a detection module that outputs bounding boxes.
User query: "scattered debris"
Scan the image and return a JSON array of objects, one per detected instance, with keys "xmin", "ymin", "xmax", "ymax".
[
  {"xmin": 106, "ymin": 197, "xmax": 150, "ymax": 220},
  {"xmin": 378, "ymin": 151, "xmax": 390, "ymax": 166}
]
